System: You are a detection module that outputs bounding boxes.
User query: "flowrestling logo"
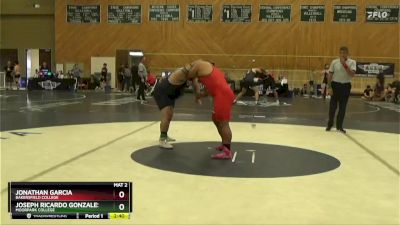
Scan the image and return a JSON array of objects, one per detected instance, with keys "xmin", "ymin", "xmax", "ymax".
[
  {"xmin": 367, "ymin": 11, "xmax": 389, "ymax": 19},
  {"xmin": 366, "ymin": 5, "xmax": 399, "ymax": 22}
]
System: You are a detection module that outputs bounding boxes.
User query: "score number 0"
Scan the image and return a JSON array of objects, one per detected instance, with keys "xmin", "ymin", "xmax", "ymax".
[{"xmin": 118, "ymin": 191, "xmax": 125, "ymax": 210}]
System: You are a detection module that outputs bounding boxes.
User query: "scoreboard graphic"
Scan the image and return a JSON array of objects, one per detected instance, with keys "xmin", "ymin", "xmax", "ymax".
[{"xmin": 8, "ymin": 182, "xmax": 132, "ymax": 219}]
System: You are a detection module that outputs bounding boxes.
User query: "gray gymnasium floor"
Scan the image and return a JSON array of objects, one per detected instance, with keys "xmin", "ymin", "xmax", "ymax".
[
  {"xmin": 0, "ymin": 90, "xmax": 399, "ymax": 224},
  {"xmin": 1, "ymin": 90, "xmax": 398, "ymax": 133}
]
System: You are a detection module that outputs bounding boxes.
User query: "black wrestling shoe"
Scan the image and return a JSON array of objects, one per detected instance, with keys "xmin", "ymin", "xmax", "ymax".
[
  {"xmin": 337, "ymin": 128, "xmax": 346, "ymax": 134},
  {"xmin": 325, "ymin": 126, "xmax": 332, "ymax": 131}
]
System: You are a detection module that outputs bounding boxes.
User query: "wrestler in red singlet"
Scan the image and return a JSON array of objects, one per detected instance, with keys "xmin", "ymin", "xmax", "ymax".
[{"xmin": 198, "ymin": 67, "xmax": 235, "ymax": 121}]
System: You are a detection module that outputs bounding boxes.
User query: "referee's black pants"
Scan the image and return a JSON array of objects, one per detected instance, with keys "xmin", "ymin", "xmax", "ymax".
[
  {"xmin": 328, "ymin": 81, "xmax": 351, "ymax": 129},
  {"xmin": 137, "ymin": 80, "xmax": 146, "ymax": 101}
]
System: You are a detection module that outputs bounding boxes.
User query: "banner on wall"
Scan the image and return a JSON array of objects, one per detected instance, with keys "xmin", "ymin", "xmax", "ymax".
[
  {"xmin": 356, "ymin": 62, "xmax": 395, "ymax": 77},
  {"xmin": 188, "ymin": 5, "xmax": 213, "ymax": 22},
  {"xmin": 366, "ymin": 5, "xmax": 399, "ymax": 23},
  {"xmin": 149, "ymin": 5, "xmax": 180, "ymax": 22},
  {"xmin": 300, "ymin": 5, "xmax": 325, "ymax": 22},
  {"xmin": 108, "ymin": 5, "xmax": 141, "ymax": 24},
  {"xmin": 333, "ymin": 5, "xmax": 357, "ymax": 22},
  {"xmin": 67, "ymin": 5, "xmax": 100, "ymax": 23},
  {"xmin": 221, "ymin": 5, "xmax": 252, "ymax": 23},
  {"xmin": 259, "ymin": 5, "xmax": 291, "ymax": 22}
]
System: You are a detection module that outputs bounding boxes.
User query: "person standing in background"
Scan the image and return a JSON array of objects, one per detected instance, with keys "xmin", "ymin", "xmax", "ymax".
[
  {"xmin": 72, "ymin": 64, "xmax": 82, "ymax": 91},
  {"xmin": 101, "ymin": 63, "xmax": 108, "ymax": 87},
  {"xmin": 308, "ymin": 70, "xmax": 316, "ymax": 97},
  {"xmin": 123, "ymin": 63, "xmax": 132, "ymax": 93},
  {"xmin": 321, "ymin": 64, "xmax": 330, "ymax": 99},
  {"xmin": 13, "ymin": 61, "xmax": 21, "ymax": 90},
  {"xmin": 137, "ymin": 57, "xmax": 147, "ymax": 103},
  {"xmin": 326, "ymin": 46, "xmax": 356, "ymax": 133},
  {"xmin": 131, "ymin": 64, "xmax": 139, "ymax": 94},
  {"xmin": 117, "ymin": 64, "xmax": 125, "ymax": 92},
  {"xmin": 4, "ymin": 60, "xmax": 14, "ymax": 90}
]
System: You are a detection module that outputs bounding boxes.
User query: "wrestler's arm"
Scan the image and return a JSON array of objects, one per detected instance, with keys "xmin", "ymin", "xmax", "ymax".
[
  {"xmin": 181, "ymin": 63, "xmax": 200, "ymax": 94},
  {"xmin": 192, "ymin": 78, "xmax": 201, "ymax": 95},
  {"xmin": 191, "ymin": 78, "xmax": 206, "ymax": 105},
  {"xmin": 192, "ymin": 77, "xmax": 208, "ymax": 95}
]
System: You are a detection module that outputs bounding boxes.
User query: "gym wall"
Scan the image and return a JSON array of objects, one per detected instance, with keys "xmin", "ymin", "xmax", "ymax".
[{"xmin": 55, "ymin": 0, "xmax": 399, "ymax": 91}]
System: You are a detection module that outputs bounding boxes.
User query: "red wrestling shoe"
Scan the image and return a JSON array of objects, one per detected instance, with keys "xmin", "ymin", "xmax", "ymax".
[
  {"xmin": 211, "ymin": 146, "xmax": 232, "ymax": 159},
  {"xmin": 215, "ymin": 145, "xmax": 224, "ymax": 151}
]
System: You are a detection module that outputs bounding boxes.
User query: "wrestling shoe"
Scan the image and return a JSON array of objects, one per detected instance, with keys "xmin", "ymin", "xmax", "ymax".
[
  {"xmin": 337, "ymin": 128, "xmax": 347, "ymax": 134},
  {"xmin": 211, "ymin": 146, "xmax": 233, "ymax": 159},
  {"xmin": 215, "ymin": 144, "xmax": 224, "ymax": 151},
  {"xmin": 166, "ymin": 136, "xmax": 176, "ymax": 142},
  {"xmin": 159, "ymin": 139, "xmax": 173, "ymax": 149}
]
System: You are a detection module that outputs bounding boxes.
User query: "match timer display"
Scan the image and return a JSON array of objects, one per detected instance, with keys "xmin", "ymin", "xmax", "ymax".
[{"xmin": 8, "ymin": 182, "xmax": 132, "ymax": 219}]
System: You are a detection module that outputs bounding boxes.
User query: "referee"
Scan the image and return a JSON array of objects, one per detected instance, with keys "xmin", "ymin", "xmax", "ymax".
[{"xmin": 326, "ymin": 46, "xmax": 356, "ymax": 133}]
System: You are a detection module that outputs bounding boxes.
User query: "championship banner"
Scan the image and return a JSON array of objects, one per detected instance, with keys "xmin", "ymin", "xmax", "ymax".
[
  {"xmin": 366, "ymin": 5, "xmax": 399, "ymax": 23},
  {"xmin": 149, "ymin": 5, "xmax": 180, "ymax": 22},
  {"xmin": 108, "ymin": 5, "xmax": 141, "ymax": 24},
  {"xmin": 67, "ymin": 5, "xmax": 100, "ymax": 23},
  {"xmin": 356, "ymin": 62, "xmax": 395, "ymax": 77}
]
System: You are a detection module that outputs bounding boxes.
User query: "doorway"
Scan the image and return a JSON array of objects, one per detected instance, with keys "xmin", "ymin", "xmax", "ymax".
[{"xmin": 26, "ymin": 49, "xmax": 52, "ymax": 79}]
